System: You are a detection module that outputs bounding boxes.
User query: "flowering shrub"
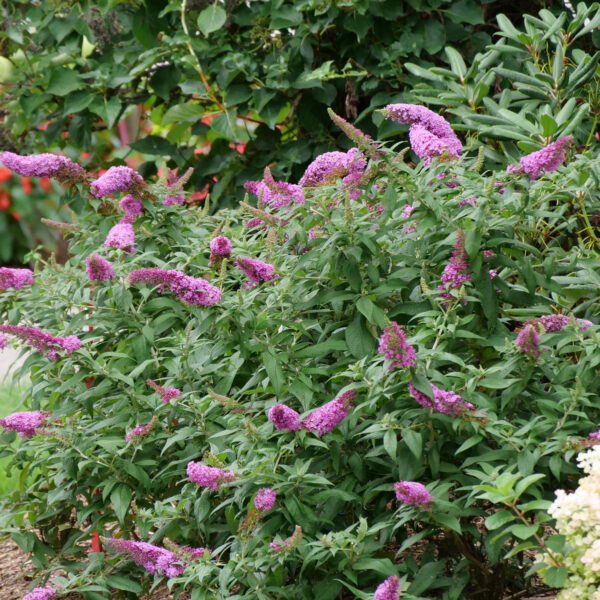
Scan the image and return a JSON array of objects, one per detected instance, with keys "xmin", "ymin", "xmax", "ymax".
[{"xmin": 3, "ymin": 104, "xmax": 600, "ymax": 600}]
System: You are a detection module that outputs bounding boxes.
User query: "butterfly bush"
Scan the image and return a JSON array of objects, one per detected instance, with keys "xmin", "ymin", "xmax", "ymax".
[
  {"xmin": 515, "ymin": 324, "xmax": 540, "ymax": 360},
  {"xmin": 5, "ymin": 98, "xmax": 600, "ymax": 600},
  {"xmin": 0, "ymin": 151, "xmax": 86, "ymax": 182},
  {"xmin": 21, "ymin": 587, "xmax": 57, "ymax": 600},
  {"xmin": 507, "ymin": 136, "xmax": 573, "ymax": 180},
  {"xmin": 0, "ymin": 267, "xmax": 34, "ymax": 289},
  {"xmin": 104, "ymin": 218, "xmax": 135, "ymax": 252}
]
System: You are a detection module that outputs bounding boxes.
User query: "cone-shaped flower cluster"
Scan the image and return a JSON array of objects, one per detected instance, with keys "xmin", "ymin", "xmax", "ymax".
[
  {"xmin": 515, "ymin": 324, "xmax": 540, "ymax": 360},
  {"xmin": 119, "ymin": 194, "xmax": 143, "ymax": 218},
  {"xmin": 438, "ymin": 231, "xmax": 470, "ymax": 302},
  {"xmin": 235, "ymin": 257, "xmax": 278, "ymax": 287},
  {"xmin": 254, "ymin": 488, "xmax": 277, "ymax": 512},
  {"xmin": 298, "ymin": 148, "xmax": 366, "ymax": 188},
  {"xmin": 0, "ymin": 151, "xmax": 85, "ymax": 182},
  {"xmin": 147, "ymin": 379, "xmax": 181, "ymax": 403},
  {"xmin": 104, "ymin": 538, "xmax": 185, "ymax": 578},
  {"xmin": 127, "ymin": 268, "xmax": 221, "ymax": 306},
  {"xmin": 267, "ymin": 404, "xmax": 302, "ymax": 431},
  {"xmin": 21, "ymin": 587, "xmax": 57, "ymax": 600},
  {"xmin": 0, "ymin": 267, "xmax": 34, "ymax": 289},
  {"xmin": 85, "ymin": 254, "xmax": 115, "ymax": 283},
  {"xmin": 378, "ymin": 322, "xmax": 417, "ymax": 370},
  {"xmin": 125, "ymin": 416, "xmax": 157, "ymax": 442},
  {"xmin": 270, "ymin": 525, "xmax": 303, "ymax": 552},
  {"xmin": 408, "ymin": 382, "xmax": 474, "ymax": 415},
  {"xmin": 187, "ymin": 463, "xmax": 235, "ymax": 490},
  {"xmin": 507, "ymin": 136, "xmax": 572, "ymax": 180},
  {"xmin": 0, "ymin": 410, "xmax": 50, "ymax": 438},
  {"xmin": 90, "ymin": 166, "xmax": 143, "ymax": 197},
  {"xmin": 0, "ymin": 325, "xmax": 81, "ymax": 360},
  {"xmin": 374, "ymin": 575, "xmax": 401, "ymax": 600},
  {"xmin": 382, "ymin": 104, "xmax": 462, "ymax": 165},
  {"xmin": 394, "ymin": 481, "xmax": 433, "ymax": 509},
  {"xmin": 104, "ymin": 219, "xmax": 135, "ymax": 253},
  {"xmin": 209, "ymin": 236, "xmax": 232, "ymax": 257}
]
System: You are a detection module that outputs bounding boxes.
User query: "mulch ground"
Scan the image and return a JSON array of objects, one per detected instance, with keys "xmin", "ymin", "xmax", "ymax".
[{"xmin": 0, "ymin": 535, "xmax": 555, "ymax": 600}]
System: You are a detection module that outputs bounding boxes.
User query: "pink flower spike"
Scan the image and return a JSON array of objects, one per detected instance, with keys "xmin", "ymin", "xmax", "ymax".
[
  {"xmin": 22, "ymin": 587, "xmax": 57, "ymax": 600},
  {"xmin": 378, "ymin": 322, "xmax": 416, "ymax": 370},
  {"xmin": 209, "ymin": 236, "xmax": 232, "ymax": 257},
  {"xmin": 298, "ymin": 148, "xmax": 366, "ymax": 188},
  {"xmin": 394, "ymin": 481, "xmax": 432, "ymax": 509},
  {"xmin": 301, "ymin": 390, "xmax": 355, "ymax": 436},
  {"xmin": 0, "ymin": 324, "xmax": 81, "ymax": 359},
  {"xmin": 268, "ymin": 404, "xmax": 301, "ymax": 431},
  {"xmin": 187, "ymin": 462, "xmax": 235, "ymax": 490},
  {"xmin": 0, "ymin": 410, "xmax": 50, "ymax": 438},
  {"xmin": 507, "ymin": 136, "xmax": 573, "ymax": 180},
  {"xmin": 90, "ymin": 166, "xmax": 143, "ymax": 198},
  {"xmin": 86, "ymin": 254, "xmax": 115, "ymax": 283},
  {"xmin": 236, "ymin": 256, "xmax": 278, "ymax": 285},
  {"xmin": 254, "ymin": 488, "xmax": 277, "ymax": 512},
  {"xmin": 0, "ymin": 267, "xmax": 34, "ymax": 289},
  {"xmin": 408, "ymin": 381, "xmax": 474, "ymax": 415},
  {"xmin": 374, "ymin": 575, "xmax": 401, "ymax": 600},
  {"xmin": 146, "ymin": 379, "xmax": 181, "ymax": 403},
  {"xmin": 125, "ymin": 416, "xmax": 157, "ymax": 442},
  {"xmin": 515, "ymin": 324, "xmax": 540, "ymax": 360},
  {"xmin": 0, "ymin": 151, "xmax": 85, "ymax": 182},
  {"xmin": 0, "ymin": 334, "xmax": 6, "ymax": 349},
  {"xmin": 119, "ymin": 194, "xmax": 143, "ymax": 218},
  {"xmin": 270, "ymin": 525, "xmax": 303, "ymax": 553},
  {"xmin": 104, "ymin": 219, "xmax": 135, "ymax": 253},
  {"xmin": 104, "ymin": 538, "xmax": 185, "ymax": 578}
]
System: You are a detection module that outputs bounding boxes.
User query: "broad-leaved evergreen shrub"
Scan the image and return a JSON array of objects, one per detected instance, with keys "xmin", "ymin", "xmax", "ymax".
[{"xmin": 2, "ymin": 105, "xmax": 600, "ymax": 600}]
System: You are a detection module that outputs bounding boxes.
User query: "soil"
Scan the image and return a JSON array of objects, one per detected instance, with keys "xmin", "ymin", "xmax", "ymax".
[{"xmin": 0, "ymin": 535, "xmax": 555, "ymax": 600}]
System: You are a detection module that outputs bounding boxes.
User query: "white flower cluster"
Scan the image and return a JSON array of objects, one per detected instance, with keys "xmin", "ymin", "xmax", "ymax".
[{"xmin": 543, "ymin": 446, "xmax": 600, "ymax": 599}]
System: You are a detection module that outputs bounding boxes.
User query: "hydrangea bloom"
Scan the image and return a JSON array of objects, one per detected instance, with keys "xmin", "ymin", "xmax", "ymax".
[
  {"xmin": 270, "ymin": 525, "xmax": 303, "ymax": 552},
  {"xmin": 0, "ymin": 410, "xmax": 50, "ymax": 438},
  {"xmin": 127, "ymin": 268, "xmax": 221, "ymax": 306},
  {"xmin": 378, "ymin": 322, "xmax": 417, "ymax": 370},
  {"xmin": 104, "ymin": 219, "xmax": 135, "ymax": 253},
  {"xmin": 515, "ymin": 324, "xmax": 540, "ymax": 360},
  {"xmin": 438, "ymin": 231, "xmax": 470, "ymax": 302},
  {"xmin": 125, "ymin": 417, "xmax": 157, "ymax": 442},
  {"xmin": 507, "ymin": 136, "xmax": 573, "ymax": 180},
  {"xmin": 0, "ymin": 324, "xmax": 81, "ymax": 360},
  {"xmin": 22, "ymin": 587, "xmax": 57, "ymax": 600},
  {"xmin": 298, "ymin": 148, "xmax": 366, "ymax": 188},
  {"xmin": 236, "ymin": 256, "xmax": 278, "ymax": 286},
  {"xmin": 394, "ymin": 481, "xmax": 432, "ymax": 509},
  {"xmin": 0, "ymin": 151, "xmax": 85, "ymax": 181},
  {"xmin": 301, "ymin": 390, "xmax": 356, "ymax": 436},
  {"xmin": 382, "ymin": 103, "xmax": 462, "ymax": 165},
  {"xmin": 104, "ymin": 538, "xmax": 185, "ymax": 578},
  {"xmin": 268, "ymin": 404, "xmax": 301, "ymax": 431},
  {"xmin": 85, "ymin": 254, "xmax": 115, "ymax": 283},
  {"xmin": 374, "ymin": 575, "xmax": 401, "ymax": 600},
  {"xmin": 90, "ymin": 166, "xmax": 143, "ymax": 197},
  {"xmin": 408, "ymin": 381, "xmax": 474, "ymax": 415},
  {"xmin": 147, "ymin": 379, "xmax": 181, "ymax": 403},
  {"xmin": 209, "ymin": 236, "xmax": 232, "ymax": 257},
  {"xmin": 0, "ymin": 267, "xmax": 34, "ymax": 289},
  {"xmin": 187, "ymin": 462, "xmax": 235, "ymax": 490},
  {"xmin": 119, "ymin": 194, "xmax": 143, "ymax": 218},
  {"xmin": 254, "ymin": 488, "xmax": 277, "ymax": 512}
]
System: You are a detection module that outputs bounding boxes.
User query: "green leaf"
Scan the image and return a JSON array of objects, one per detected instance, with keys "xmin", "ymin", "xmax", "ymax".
[
  {"xmin": 402, "ymin": 429, "xmax": 422, "ymax": 459},
  {"xmin": 383, "ymin": 429, "xmax": 397, "ymax": 459},
  {"xmin": 105, "ymin": 576, "xmax": 142, "ymax": 593},
  {"xmin": 485, "ymin": 510, "xmax": 515, "ymax": 530},
  {"xmin": 162, "ymin": 103, "xmax": 205, "ymax": 126},
  {"xmin": 263, "ymin": 351, "xmax": 285, "ymax": 395},
  {"xmin": 345, "ymin": 313, "xmax": 375, "ymax": 358},
  {"xmin": 130, "ymin": 135, "xmax": 177, "ymax": 156},
  {"xmin": 47, "ymin": 68, "xmax": 84, "ymax": 96},
  {"xmin": 294, "ymin": 339, "xmax": 348, "ymax": 359},
  {"xmin": 445, "ymin": 47, "xmax": 467, "ymax": 79},
  {"xmin": 545, "ymin": 566, "xmax": 568, "ymax": 587},
  {"xmin": 110, "ymin": 484, "xmax": 132, "ymax": 524},
  {"xmin": 270, "ymin": 6, "xmax": 302, "ymax": 29},
  {"xmin": 197, "ymin": 5, "xmax": 227, "ymax": 36},
  {"xmin": 446, "ymin": 0, "xmax": 483, "ymax": 25}
]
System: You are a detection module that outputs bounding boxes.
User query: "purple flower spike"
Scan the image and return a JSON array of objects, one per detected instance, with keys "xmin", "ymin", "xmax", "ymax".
[
  {"xmin": 0, "ymin": 151, "xmax": 85, "ymax": 182},
  {"xmin": 515, "ymin": 324, "xmax": 540, "ymax": 360},
  {"xmin": 394, "ymin": 481, "xmax": 432, "ymax": 509},
  {"xmin": 210, "ymin": 236, "xmax": 232, "ymax": 257},
  {"xmin": 530, "ymin": 313, "xmax": 593, "ymax": 333},
  {"xmin": 408, "ymin": 381, "xmax": 474, "ymax": 415},
  {"xmin": 0, "ymin": 410, "xmax": 50, "ymax": 438},
  {"xmin": 119, "ymin": 194, "xmax": 143, "ymax": 218},
  {"xmin": 236, "ymin": 256, "xmax": 278, "ymax": 286},
  {"xmin": 382, "ymin": 103, "xmax": 462, "ymax": 165},
  {"xmin": 254, "ymin": 488, "xmax": 277, "ymax": 512},
  {"xmin": 245, "ymin": 168, "xmax": 305, "ymax": 210},
  {"xmin": 270, "ymin": 525, "xmax": 303, "ymax": 553},
  {"xmin": 187, "ymin": 462, "xmax": 235, "ymax": 490},
  {"xmin": 268, "ymin": 404, "xmax": 301, "ymax": 431},
  {"xmin": 127, "ymin": 268, "xmax": 221, "ymax": 306},
  {"xmin": 374, "ymin": 575, "xmax": 401, "ymax": 600},
  {"xmin": 86, "ymin": 254, "xmax": 115, "ymax": 283},
  {"xmin": 378, "ymin": 322, "xmax": 417, "ymax": 370},
  {"xmin": 507, "ymin": 136, "xmax": 573, "ymax": 180},
  {"xmin": 301, "ymin": 390, "xmax": 356, "ymax": 436},
  {"xmin": 146, "ymin": 379, "xmax": 181, "ymax": 403},
  {"xmin": 438, "ymin": 230, "xmax": 470, "ymax": 303},
  {"xmin": 104, "ymin": 538, "xmax": 185, "ymax": 578},
  {"xmin": 0, "ymin": 267, "xmax": 34, "ymax": 289},
  {"xmin": 125, "ymin": 416, "xmax": 157, "ymax": 442},
  {"xmin": 22, "ymin": 587, "xmax": 57, "ymax": 600},
  {"xmin": 90, "ymin": 166, "xmax": 143, "ymax": 198},
  {"xmin": 104, "ymin": 219, "xmax": 135, "ymax": 253},
  {"xmin": 298, "ymin": 148, "xmax": 366, "ymax": 188},
  {"xmin": 0, "ymin": 334, "xmax": 6, "ymax": 349},
  {"xmin": 0, "ymin": 324, "xmax": 81, "ymax": 360}
]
